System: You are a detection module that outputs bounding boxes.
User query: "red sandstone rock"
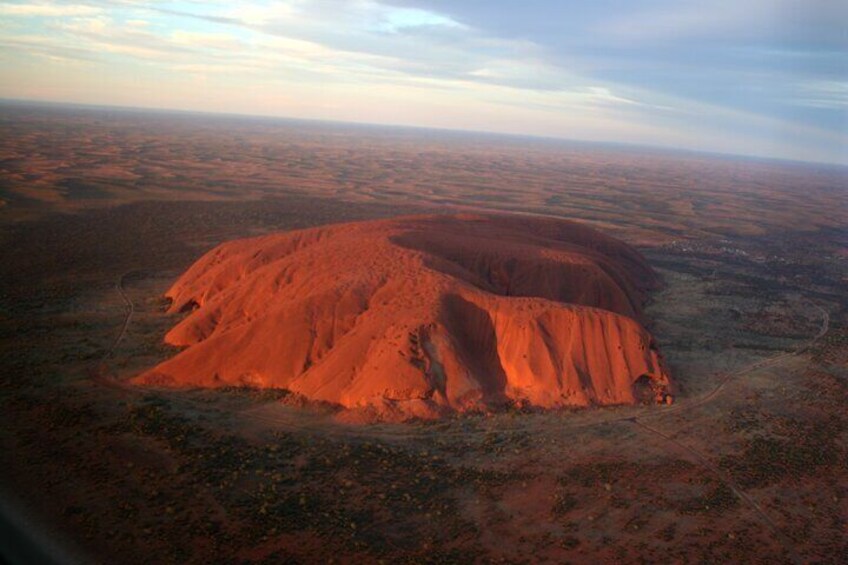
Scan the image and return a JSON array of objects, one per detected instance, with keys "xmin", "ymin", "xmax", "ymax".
[{"xmin": 134, "ymin": 214, "xmax": 672, "ymax": 419}]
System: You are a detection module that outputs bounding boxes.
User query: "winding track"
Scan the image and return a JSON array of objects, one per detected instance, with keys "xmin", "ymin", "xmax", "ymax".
[
  {"xmin": 614, "ymin": 303, "xmax": 827, "ymax": 564},
  {"xmin": 628, "ymin": 418, "xmax": 803, "ymax": 564},
  {"xmin": 108, "ymin": 271, "xmax": 135, "ymax": 357},
  {"xmin": 88, "ymin": 271, "xmax": 137, "ymax": 394},
  {"xmin": 95, "ymin": 270, "xmax": 829, "ymax": 560},
  {"xmin": 643, "ymin": 304, "xmax": 829, "ymax": 420}
]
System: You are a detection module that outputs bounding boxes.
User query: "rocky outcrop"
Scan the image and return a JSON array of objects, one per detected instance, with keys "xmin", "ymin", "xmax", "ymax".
[{"xmin": 135, "ymin": 214, "xmax": 672, "ymax": 420}]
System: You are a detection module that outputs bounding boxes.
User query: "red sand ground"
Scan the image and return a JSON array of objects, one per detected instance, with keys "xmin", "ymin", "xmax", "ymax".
[{"xmin": 135, "ymin": 214, "xmax": 672, "ymax": 419}]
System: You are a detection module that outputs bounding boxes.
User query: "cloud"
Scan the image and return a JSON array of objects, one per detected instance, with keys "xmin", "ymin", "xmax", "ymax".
[
  {"xmin": 793, "ymin": 80, "xmax": 848, "ymax": 109},
  {"xmin": 144, "ymin": 1, "xmax": 620, "ymax": 100},
  {"xmin": 0, "ymin": 2, "xmax": 100, "ymax": 17},
  {"xmin": 0, "ymin": 33, "xmax": 99, "ymax": 62},
  {"xmin": 595, "ymin": 0, "xmax": 848, "ymax": 46},
  {"xmin": 375, "ymin": 6, "xmax": 466, "ymax": 32}
]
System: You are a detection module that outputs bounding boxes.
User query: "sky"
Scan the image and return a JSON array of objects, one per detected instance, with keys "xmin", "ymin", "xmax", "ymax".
[{"xmin": 0, "ymin": 0, "xmax": 846, "ymax": 165}]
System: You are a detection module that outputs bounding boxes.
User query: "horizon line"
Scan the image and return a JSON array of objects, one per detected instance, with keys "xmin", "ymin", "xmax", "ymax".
[{"xmin": 2, "ymin": 96, "xmax": 846, "ymax": 170}]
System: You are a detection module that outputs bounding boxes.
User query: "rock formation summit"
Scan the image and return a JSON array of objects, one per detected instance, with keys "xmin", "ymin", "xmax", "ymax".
[{"xmin": 136, "ymin": 214, "xmax": 672, "ymax": 419}]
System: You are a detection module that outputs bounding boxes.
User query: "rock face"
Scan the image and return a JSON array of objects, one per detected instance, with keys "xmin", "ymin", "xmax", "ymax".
[{"xmin": 135, "ymin": 214, "xmax": 672, "ymax": 419}]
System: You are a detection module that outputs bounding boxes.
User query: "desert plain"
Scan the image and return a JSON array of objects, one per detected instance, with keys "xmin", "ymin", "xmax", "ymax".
[{"xmin": 1, "ymin": 102, "xmax": 847, "ymax": 563}]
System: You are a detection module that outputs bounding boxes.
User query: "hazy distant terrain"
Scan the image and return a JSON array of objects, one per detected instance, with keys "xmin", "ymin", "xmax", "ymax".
[
  {"xmin": 2, "ymin": 103, "xmax": 845, "ymax": 243},
  {"xmin": 1, "ymin": 104, "xmax": 847, "ymax": 563}
]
